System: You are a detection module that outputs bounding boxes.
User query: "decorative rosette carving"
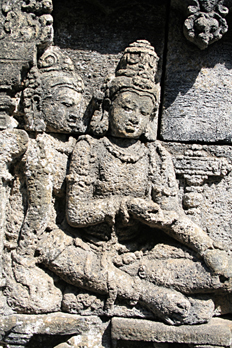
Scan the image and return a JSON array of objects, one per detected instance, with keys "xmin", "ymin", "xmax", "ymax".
[{"xmin": 183, "ymin": 0, "xmax": 229, "ymax": 49}]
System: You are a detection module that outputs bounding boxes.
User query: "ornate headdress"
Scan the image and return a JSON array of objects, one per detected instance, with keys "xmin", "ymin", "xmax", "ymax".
[
  {"xmin": 23, "ymin": 46, "xmax": 84, "ymax": 132},
  {"xmin": 90, "ymin": 40, "xmax": 160, "ymax": 139},
  {"xmin": 104, "ymin": 40, "xmax": 159, "ymax": 103}
]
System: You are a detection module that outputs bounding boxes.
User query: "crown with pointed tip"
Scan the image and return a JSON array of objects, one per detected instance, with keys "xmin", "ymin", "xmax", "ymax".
[{"xmin": 104, "ymin": 40, "xmax": 159, "ymax": 103}]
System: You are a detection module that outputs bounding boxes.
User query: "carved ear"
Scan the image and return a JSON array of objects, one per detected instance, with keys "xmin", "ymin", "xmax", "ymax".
[
  {"xmin": 144, "ymin": 106, "xmax": 158, "ymax": 141},
  {"xmin": 144, "ymin": 118, "xmax": 157, "ymax": 141},
  {"xmin": 90, "ymin": 109, "xmax": 109, "ymax": 136},
  {"xmin": 31, "ymin": 95, "xmax": 46, "ymax": 132}
]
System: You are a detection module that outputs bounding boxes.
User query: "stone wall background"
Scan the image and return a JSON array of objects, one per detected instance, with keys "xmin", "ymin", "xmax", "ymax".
[{"xmin": 53, "ymin": 0, "xmax": 168, "ymax": 105}]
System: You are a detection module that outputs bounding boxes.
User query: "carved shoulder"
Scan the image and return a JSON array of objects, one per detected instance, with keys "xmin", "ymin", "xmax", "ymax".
[
  {"xmin": 147, "ymin": 141, "xmax": 179, "ymax": 198},
  {"xmin": 67, "ymin": 135, "xmax": 99, "ymax": 179}
]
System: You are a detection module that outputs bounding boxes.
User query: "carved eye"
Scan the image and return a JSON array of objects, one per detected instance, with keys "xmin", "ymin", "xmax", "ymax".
[
  {"xmin": 124, "ymin": 106, "xmax": 132, "ymax": 112},
  {"xmin": 210, "ymin": 25, "xmax": 218, "ymax": 33},
  {"xmin": 61, "ymin": 101, "xmax": 73, "ymax": 107},
  {"xmin": 140, "ymin": 109, "xmax": 149, "ymax": 116}
]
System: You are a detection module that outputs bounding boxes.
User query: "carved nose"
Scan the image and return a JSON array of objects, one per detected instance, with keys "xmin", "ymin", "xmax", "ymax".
[{"xmin": 128, "ymin": 113, "xmax": 139, "ymax": 124}]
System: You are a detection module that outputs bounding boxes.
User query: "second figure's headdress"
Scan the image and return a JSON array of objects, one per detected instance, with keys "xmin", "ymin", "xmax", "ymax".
[{"xmin": 23, "ymin": 46, "xmax": 84, "ymax": 132}]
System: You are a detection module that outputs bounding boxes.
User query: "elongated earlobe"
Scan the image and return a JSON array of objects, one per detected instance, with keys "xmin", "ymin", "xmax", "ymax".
[
  {"xmin": 144, "ymin": 105, "xmax": 158, "ymax": 141},
  {"xmin": 90, "ymin": 109, "xmax": 109, "ymax": 136},
  {"xmin": 27, "ymin": 94, "xmax": 46, "ymax": 132},
  {"xmin": 144, "ymin": 117, "xmax": 157, "ymax": 141},
  {"xmin": 89, "ymin": 97, "xmax": 111, "ymax": 136}
]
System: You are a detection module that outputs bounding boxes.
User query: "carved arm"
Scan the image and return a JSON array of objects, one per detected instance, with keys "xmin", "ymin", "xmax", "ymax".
[{"xmin": 66, "ymin": 136, "xmax": 120, "ymax": 228}]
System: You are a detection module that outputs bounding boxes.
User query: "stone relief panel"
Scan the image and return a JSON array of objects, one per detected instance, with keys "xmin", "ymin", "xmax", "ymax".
[
  {"xmin": 1, "ymin": 0, "xmax": 232, "ymax": 347},
  {"xmin": 3, "ymin": 40, "xmax": 230, "ymax": 331}
]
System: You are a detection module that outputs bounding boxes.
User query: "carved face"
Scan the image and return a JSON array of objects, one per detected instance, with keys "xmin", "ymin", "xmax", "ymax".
[
  {"xmin": 109, "ymin": 91, "xmax": 154, "ymax": 139},
  {"xmin": 195, "ymin": 13, "xmax": 219, "ymax": 45},
  {"xmin": 42, "ymin": 86, "xmax": 83, "ymax": 133}
]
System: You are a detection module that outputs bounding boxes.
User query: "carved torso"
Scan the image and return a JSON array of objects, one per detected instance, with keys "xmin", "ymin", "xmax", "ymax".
[{"xmin": 94, "ymin": 137, "xmax": 150, "ymax": 199}]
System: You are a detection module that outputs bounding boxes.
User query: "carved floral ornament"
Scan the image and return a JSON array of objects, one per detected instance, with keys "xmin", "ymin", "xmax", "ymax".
[{"xmin": 183, "ymin": 0, "xmax": 229, "ymax": 49}]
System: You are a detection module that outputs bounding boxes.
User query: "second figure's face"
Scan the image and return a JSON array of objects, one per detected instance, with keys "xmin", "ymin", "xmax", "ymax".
[
  {"xmin": 109, "ymin": 91, "xmax": 154, "ymax": 139},
  {"xmin": 42, "ymin": 86, "xmax": 83, "ymax": 133}
]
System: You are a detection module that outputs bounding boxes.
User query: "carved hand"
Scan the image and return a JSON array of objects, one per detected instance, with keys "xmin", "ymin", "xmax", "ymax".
[
  {"xmin": 203, "ymin": 249, "xmax": 232, "ymax": 279},
  {"xmin": 126, "ymin": 198, "xmax": 166, "ymax": 226}
]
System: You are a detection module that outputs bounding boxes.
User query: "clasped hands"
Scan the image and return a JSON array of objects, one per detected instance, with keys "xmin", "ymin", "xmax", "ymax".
[{"xmin": 117, "ymin": 197, "xmax": 178, "ymax": 227}]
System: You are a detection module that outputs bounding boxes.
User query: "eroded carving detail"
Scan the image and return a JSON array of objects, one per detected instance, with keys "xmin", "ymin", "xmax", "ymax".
[
  {"xmin": 0, "ymin": 0, "xmax": 53, "ymax": 48},
  {"xmin": 0, "ymin": 95, "xmax": 29, "ymax": 314},
  {"xmin": 4, "ymin": 47, "xmax": 84, "ymax": 314},
  {"xmin": 183, "ymin": 0, "xmax": 229, "ymax": 49},
  {"xmin": 174, "ymin": 144, "xmax": 231, "ymax": 210},
  {"xmin": 1, "ymin": 0, "xmax": 232, "ymax": 344},
  {"xmin": 23, "ymin": 46, "xmax": 85, "ymax": 133},
  {"xmin": 22, "ymin": 40, "xmax": 232, "ymax": 326}
]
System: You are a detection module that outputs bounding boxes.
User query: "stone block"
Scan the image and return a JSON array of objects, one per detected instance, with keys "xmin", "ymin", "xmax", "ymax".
[
  {"xmin": 111, "ymin": 317, "xmax": 232, "ymax": 346},
  {"xmin": 160, "ymin": 3, "xmax": 232, "ymax": 143},
  {"xmin": 0, "ymin": 41, "xmax": 36, "ymax": 89}
]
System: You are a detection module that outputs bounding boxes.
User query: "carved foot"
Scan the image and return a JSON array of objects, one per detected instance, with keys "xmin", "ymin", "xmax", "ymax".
[
  {"xmin": 139, "ymin": 281, "xmax": 191, "ymax": 325},
  {"xmin": 204, "ymin": 249, "xmax": 232, "ymax": 279}
]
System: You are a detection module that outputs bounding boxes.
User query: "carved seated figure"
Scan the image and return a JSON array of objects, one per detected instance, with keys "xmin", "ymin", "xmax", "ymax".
[
  {"xmin": 4, "ymin": 46, "xmax": 86, "ymax": 314},
  {"xmin": 34, "ymin": 41, "xmax": 232, "ymax": 325}
]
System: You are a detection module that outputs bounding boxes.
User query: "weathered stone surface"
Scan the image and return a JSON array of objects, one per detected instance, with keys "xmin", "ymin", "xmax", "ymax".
[
  {"xmin": 53, "ymin": 0, "xmax": 168, "ymax": 116},
  {"xmin": 0, "ymin": 129, "xmax": 29, "ymax": 306},
  {"xmin": 0, "ymin": 313, "xmax": 108, "ymax": 348},
  {"xmin": 0, "ymin": 0, "xmax": 53, "ymax": 95},
  {"xmin": 166, "ymin": 143, "xmax": 232, "ymax": 251},
  {"xmin": 0, "ymin": 0, "xmax": 53, "ymax": 46},
  {"xmin": 23, "ymin": 45, "xmax": 85, "ymax": 133},
  {"xmin": 53, "ymin": 331, "xmax": 106, "ymax": 348},
  {"xmin": 0, "ymin": 42, "xmax": 36, "ymax": 90},
  {"xmin": 29, "ymin": 40, "xmax": 232, "ymax": 328},
  {"xmin": 0, "ymin": 313, "xmax": 102, "ymax": 336},
  {"xmin": 111, "ymin": 317, "xmax": 232, "ymax": 346},
  {"xmin": 4, "ymin": 250, "xmax": 62, "ymax": 314},
  {"xmin": 1, "ymin": 0, "xmax": 232, "ymax": 346},
  {"xmin": 183, "ymin": 0, "xmax": 229, "ymax": 50},
  {"xmin": 160, "ymin": 1, "xmax": 232, "ymax": 143}
]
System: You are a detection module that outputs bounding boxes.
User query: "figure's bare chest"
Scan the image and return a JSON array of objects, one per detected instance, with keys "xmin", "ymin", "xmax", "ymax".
[{"xmin": 94, "ymin": 146, "xmax": 150, "ymax": 197}]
